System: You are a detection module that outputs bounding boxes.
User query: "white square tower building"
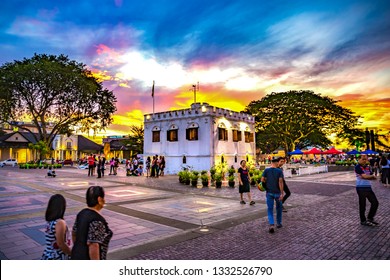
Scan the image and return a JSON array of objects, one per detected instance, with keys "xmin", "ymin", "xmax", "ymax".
[{"xmin": 143, "ymin": 103, "xmax": 256, "ymax": 174}]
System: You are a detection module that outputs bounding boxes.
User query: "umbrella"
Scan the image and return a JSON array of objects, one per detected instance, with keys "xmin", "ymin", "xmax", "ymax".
[
  {"xmin": 361, "ymin": 149, "xmax": 379, "ymax": 155},
  {"xmin": 346, "ymin": 149, "xmax": 360, "ymax": 155},
  {"xmin": 304, "ymin": 147, "xmax": 323, "ymax": 154},
  {"xmin": 322, "ymin": 147, "xmax": 343, "ymax": 154},
  {"xmin": 288, "ymin": 149, "xmax": 304, "ymax": 155}
]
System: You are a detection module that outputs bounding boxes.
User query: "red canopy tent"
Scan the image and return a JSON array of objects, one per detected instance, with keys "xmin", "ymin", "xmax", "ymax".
[
  {"xmin": 304, "ymin": 147, "xmax": 323, "ymax": 154},
  {"xmin": 322, "ymin": 147, "xmax": 343, "ymax": 154}
]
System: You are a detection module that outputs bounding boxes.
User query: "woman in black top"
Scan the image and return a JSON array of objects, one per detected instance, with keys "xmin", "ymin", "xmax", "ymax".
[
  {"xmin": 71, "ymin": 186, "xmax": 113, "ymax": 260},
  {"xmin": 238, "ymin": 160, "xmax": 255, "ymax": 205}
]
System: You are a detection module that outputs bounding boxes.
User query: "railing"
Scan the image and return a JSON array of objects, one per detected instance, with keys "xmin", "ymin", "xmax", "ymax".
[{"xmin": 296, "ymin": 165, "xmax": 328, "ymax": 176}]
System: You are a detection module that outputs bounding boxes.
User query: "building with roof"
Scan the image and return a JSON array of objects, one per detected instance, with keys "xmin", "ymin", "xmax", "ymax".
[
  {"xmin": 143, "ymin": 102, "xmax": 256, "ymax": 174},
  {"xmin": 0, "ymin": 132, "xmax": 102, "ymax": 163}
]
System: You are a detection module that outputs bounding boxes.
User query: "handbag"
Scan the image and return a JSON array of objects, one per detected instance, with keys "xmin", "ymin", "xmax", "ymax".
[{"xmin": 257, "ymin": 182, "xmax": 266, "ymax": 192}]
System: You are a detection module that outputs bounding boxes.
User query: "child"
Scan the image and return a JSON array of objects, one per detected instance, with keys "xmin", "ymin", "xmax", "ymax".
[{"xmin": 48, "ymin": 166, "xmax": 56, "ymax": 177}]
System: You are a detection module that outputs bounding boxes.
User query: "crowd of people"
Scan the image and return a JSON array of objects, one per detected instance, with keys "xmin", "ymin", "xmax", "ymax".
[{"xmin": 40, "ymin": 151, "xmax": 388, "ymax": 259}]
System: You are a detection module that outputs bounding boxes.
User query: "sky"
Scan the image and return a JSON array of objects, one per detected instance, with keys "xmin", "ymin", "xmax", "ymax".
[{"xmin": 1, "ymin": 0, "xmax": 390, "ymax": 139}]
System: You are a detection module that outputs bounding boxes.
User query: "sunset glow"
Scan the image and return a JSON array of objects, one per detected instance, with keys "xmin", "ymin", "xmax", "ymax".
[{"xmin": 1, "ymin": 0, "xmax": 389, "ymax": 139}]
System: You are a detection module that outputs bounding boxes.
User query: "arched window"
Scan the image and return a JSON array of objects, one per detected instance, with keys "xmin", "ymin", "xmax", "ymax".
[
  {"xmin": 244, "ymin": 127, "xmax": 254, "ymax": 143},
  {"xmin": 167, "ymin": 124, "xmax": 178, "ymax": 142},
  {"xmin": 218, "ymin": 123, "xmax": 228, "ymax": 141},
  {"xmin": 186, "ymin": 122, "xmax": 199, "ymax": 141},
  {"xmin": 152, "ymin": 126, "xmax": 161, "ymax": 142},
  {"xmin": 232, "ymin": 124, "xmax": 241, "ymax": 142}
]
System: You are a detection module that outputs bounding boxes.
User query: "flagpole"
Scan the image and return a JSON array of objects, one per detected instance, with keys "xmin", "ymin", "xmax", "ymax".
[{"xmin": 152, "ymin": 80, "xmax": 155, "ymax": 115}]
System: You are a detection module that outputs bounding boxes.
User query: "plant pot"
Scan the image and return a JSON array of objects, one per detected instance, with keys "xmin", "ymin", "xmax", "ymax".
[
  {"xmin": 215, "ymin": 181, "xmax": 222, "ymax": 188},
  {"xmin": 228, "ymin": 181, "xmax": 235, "ymax": 188},
  {"xmin": 185, "ymin": 179, "xmax": 190, "ymax": 185},
  {"xmin": 202, "ymin": 181, "xmax": 209, "ymax": 187},
  {"xmin": 191, "ymin": 180, "xmax": 198, "ymax": 187}
]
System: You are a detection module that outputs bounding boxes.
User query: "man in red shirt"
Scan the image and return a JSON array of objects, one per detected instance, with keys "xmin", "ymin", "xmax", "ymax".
[{"xmin": 88, "ymin": 154, "xmax": 95, "ymax": 176}]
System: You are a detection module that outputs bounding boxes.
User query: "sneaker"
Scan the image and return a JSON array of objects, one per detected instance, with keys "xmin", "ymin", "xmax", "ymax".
[
  {"xmin": 360, "ymin": 221, "xmax": 374, "ymax": 227},
  {"xmin": 240, "ymin": 200, "xmax": 246, "ymax": 205},
  {"xmin": 269, "ymin": 226, "xmax": 275, "ymax": 233},
  {"xmin": 367, "ymin": 219, "xmax": 379, "ymax": 226},
  {"xmin": 282, "ymin": 206, "xmax": 287, "ymax": 212},
  {"xmin": 276, "ymin": 224, "xmax": 283, "ymax": 228},
  {"xmin": 250, "ymin": 201, "xmax": 255, "ymax": 205}
]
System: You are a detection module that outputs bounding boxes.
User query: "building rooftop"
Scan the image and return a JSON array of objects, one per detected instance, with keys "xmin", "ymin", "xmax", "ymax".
[{"xmin": 144, "ymin": 102, "xmax": 255, "ymax": 124}]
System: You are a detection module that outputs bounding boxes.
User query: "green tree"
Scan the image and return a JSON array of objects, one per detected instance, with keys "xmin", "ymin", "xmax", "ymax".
[
  {"xmin": 122, "ymin": 125, "xmax": 144, "ymax": 155},
  {"xmin": 28, "ymin": 140, "xmax": 51, "ymax": 160},
  {"xmin": 0, "ymin": 54, "xmax": 117, "ymax": 151},
  {"xmin": 244, "ymin": 90, "xmax": 360, "ymax": 155}
]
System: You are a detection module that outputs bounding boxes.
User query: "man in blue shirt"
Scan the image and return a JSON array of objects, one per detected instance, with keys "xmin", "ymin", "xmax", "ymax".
[
  {"xmin": 261, "ymin": 158, "xmax": 284, "ymax": 233},
  {"xmin": 355, "ymin": 154, "xmax": 379, "ymax": 226}
]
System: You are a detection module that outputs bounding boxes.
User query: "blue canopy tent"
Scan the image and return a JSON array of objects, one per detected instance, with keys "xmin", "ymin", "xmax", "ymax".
[
  {"xmin": 346, "ymin": 149, "xmax": 360, "ymax": 155},
  {"xmin": 288, "ymin": 149, "xmax": 304, "ymax": 155},
  {"xmin": 361, "ymin": 149, "xmax": 379, "ymax": 155}
]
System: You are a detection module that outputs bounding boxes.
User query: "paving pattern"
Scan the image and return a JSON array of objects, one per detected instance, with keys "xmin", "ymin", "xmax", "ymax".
[{"xmin": 0, "ymin": 166, "xmax": 389, "ymax": 260}]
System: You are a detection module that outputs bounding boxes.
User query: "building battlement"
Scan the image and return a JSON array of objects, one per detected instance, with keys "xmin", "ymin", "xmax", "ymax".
[{"xmin": 144, "ymin": 102, "xmax": 255, "ymax": 123}]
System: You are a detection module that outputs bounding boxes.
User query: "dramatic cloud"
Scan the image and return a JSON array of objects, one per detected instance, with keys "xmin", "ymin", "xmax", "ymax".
[{"xmin": 1, "ymin": 0, "xmax": 390, "ymax": 137}]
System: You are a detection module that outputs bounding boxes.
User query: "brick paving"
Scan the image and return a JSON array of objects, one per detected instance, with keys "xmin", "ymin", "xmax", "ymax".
[{"xmin": 0, "ymin": 165, "xmax": 389, "ymax": 260}]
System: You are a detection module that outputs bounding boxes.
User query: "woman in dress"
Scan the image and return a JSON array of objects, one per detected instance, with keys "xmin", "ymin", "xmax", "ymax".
[
  {"xmin": 238, "ymin": 160, "xmax": 255, "ymax": 205},
  {"xmin": 41, "ymin": 194, "xmax": 72, "ymax": 260},
  {"xmin": 71, "ymin": 186, "xmax": 113, "ymax": 260}
]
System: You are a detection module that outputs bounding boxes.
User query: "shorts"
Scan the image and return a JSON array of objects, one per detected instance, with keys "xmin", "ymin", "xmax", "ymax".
[{"xmin": 239, "ymin": 182, "xmax": 250, "ymax": 193}]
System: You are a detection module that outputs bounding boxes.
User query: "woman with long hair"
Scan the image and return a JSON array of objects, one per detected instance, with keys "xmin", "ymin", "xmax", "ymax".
[{"xmin": 41, "ymin": 194, "xmax": 72, "ymax": 259}]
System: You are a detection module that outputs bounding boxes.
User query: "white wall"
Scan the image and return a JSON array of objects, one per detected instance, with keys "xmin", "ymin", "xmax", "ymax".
[{"xmin": 144, "ymin": 103, "xmax": 256, "ymax": 174}]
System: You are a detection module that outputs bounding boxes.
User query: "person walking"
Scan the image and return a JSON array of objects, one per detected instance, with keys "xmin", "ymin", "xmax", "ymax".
[
  {"xmin": 71, "ymin": 186, "xmax": 113, "ymax": 260},
  {"xmin": 41, "ymin": 194, "xmax": 72, "ymax": 260},
  {"xmin": 113, "ymin": 157, "xmax": 119, "ymax": 175},
  {"xmin": 96, "ymin": 156, "xmax": 102, "ymax": 178},
  {"xmin": 101, "ymin": 156, "xmax": 106, "ymax": 177},
  {"xmin": 238, "ymin": 160, "xmax": 255, "ymax": 205},
  {"xmin": 109, "ymin": 157, "xmax": 114, "ymax": 175},
  {"xmin": 87, "ymin": 154, "xmax": 95, "ymax": 177},
  {"xmin": 145, "ymin": 156, "xmax": 151, "ymax": 178},
  {"xmin": 261, "ymin": 158, "xmax": 284, "ymax": 233},
  {"xmin": 277, "ymin": 157, "xmax": 291, "ymax": 212},
  {"xmin": 355, "ymin": 154, "xmax": 379, "ymax": 226},
  {"xmin": 380, "ymin": 154, "xmax": 390, "ymax": 187},
  {"xmin": 159, "ymin": 156, "xmax": 166, "ymax": 176}
]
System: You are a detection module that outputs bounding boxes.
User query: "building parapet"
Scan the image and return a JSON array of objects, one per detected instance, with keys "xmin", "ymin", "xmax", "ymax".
[{"xmin": 144, "ymin": 102, "xmax": 255, "ymax": 124}]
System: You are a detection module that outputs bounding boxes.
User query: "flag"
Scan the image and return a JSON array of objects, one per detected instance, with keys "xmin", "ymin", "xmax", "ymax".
[{"xmin": 151, "ymin": 80, "xmax": 155, "ymax": 97}]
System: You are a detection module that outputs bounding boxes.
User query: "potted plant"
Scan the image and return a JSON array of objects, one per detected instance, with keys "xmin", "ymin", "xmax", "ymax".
[
  {"xmin": 228, "ymin": 175, "xmax": 235, "ymax": 188},
  {"xmin": 201, "ymin": 174, "xmax": 209, "ymax": 187},
  {"xmin": 214, "ymin": 172, "xmax": 223, "ymax": 188},
  {"xmin": 178, "ymin": 170, "xmax": 185, "ymax": 183},
  {"xmin": 190, "ymin": 171, "xmax": 199, "ymax": 187},
  {"xmin": 183, "ymin": 171, "xmax": 190, "ymax": 185},
  {"xmin": 210, "ymin": 166, "xmax": 216, "ymax": 182}
]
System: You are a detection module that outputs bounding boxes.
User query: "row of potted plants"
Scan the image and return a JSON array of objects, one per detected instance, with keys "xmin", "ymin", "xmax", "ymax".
[
  {"xmin": 19, "ymin": 163, "xmax": 63, "ymax": 169},
  {"xmin": 335, "ymin": 160, "xmax": 357, "ymax": 166}
]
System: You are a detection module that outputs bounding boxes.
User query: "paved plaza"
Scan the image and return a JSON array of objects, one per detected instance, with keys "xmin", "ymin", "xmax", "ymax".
[{"xmin": 0, "ymin": 166, "xmax": 389, "ymax": 260}]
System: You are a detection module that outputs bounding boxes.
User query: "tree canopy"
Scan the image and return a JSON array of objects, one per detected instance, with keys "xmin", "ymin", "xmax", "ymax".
[
  {"xmin": 244, "ymin": 90, "xmax": 361, "ymax": 154},
  {"xmin": 0, "ymin": 54, "xmax": 117, "ymax": 149},
  {"xmin": 121, "ymin": 124, "xmax": 144, "ymax": 155}
]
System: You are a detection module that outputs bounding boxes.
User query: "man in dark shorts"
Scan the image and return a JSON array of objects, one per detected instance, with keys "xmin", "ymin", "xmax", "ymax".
[
  {"xmin": 261, "ymin": 158, "xmax": 284, "ymax": 233},
  {"xmin": 238, "ymin": 160, "xmax": 255, "ymax": 205}
]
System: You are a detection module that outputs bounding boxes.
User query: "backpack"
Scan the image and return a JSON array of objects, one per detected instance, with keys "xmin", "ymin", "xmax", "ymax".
[{"xmin": 380, "ymin": 156, "xmax": 388, "ymax": 166}]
